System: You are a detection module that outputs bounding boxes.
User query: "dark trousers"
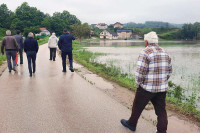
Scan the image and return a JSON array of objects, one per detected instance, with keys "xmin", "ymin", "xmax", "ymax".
[
  {"xmin": 26, "ymin": 51, "xmax": 36, "ymax": 76},
  {"xmin": 19, "ymin": 49, "xmax": 23, "ymax": 64},
  {"xmin": 61, "ymin": 51, "xmax": 73, "ymax": 71},
  {"xmin": 129, "ymin": 86, "xmax": 168, "ymax": 133},
  {"xmin": 6, "ymin": 50, "xmax": 17, "ymax": 71},
  {"xmin": 50, "ymin": 48, "xmax": 56, "ymax": 60}
]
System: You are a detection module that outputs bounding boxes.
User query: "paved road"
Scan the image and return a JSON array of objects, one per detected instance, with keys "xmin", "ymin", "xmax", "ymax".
[{"xmin": 0, "ymin": 44, "xmax": 156, "ymax": 133}]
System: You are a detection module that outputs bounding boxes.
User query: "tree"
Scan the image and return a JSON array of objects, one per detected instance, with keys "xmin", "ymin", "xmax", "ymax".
[
  {"xmin": 72, "ymin": 23, "xmax": 90, "ymax": 41},
  {"xmin": 0, "ymin": 4, "xmax": 13, "ymax": 29}
]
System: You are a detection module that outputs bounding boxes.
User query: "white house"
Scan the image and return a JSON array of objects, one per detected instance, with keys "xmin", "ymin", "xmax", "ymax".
[
  {"xmin": 96, "ymin": 23, "xmax": 108, "ymax": 30},
  {"xmin": 114, "ymin": 22, "xmax": 123, "ymax": 29},
  {"xmin": 100, "ymin": 30, "xmax": 118, "ymax": 40},
  {"xmin": 36, "ymin": 28, "xmax": 50, "ymax": 36}
]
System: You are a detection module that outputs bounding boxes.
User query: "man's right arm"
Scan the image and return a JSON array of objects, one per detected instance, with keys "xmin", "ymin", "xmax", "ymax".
[
  {"xmin": 1, "ymin": 38, "xmax": 5, "ymax": 55},
  {"xmin": 58, "ymin": 36, "xmax": 62, "ymax": 50}
]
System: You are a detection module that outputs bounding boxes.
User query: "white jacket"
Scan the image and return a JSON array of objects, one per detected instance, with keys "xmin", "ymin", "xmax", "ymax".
[{"xmin": 48, "ymin": 35, "xmax": 58, "ymax": 48}]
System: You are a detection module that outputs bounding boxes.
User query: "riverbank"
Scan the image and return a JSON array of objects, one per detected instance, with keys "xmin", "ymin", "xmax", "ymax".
[{"xmin": 72, "ymin": 42, "xmax": 200, "ymax": 124}]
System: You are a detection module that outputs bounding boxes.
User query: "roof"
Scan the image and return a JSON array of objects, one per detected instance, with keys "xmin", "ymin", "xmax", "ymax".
[
  {"xmin": 117, "ymin": 29, "xmax": 132, "ymax": 33},
  {"xmin": 101, "ymin": 30, "xmax": 117, "ymax": 36},
  {"xmin": 40, "ymin": 28, "xmax": 46, "ymax": 31},
  {"xmin": 114, "ymin": 22, "xmax": 123, "ymax": 25},
  {"xmin": 97, "ymin": 23, "xmax": 107, "ymax": 26}
]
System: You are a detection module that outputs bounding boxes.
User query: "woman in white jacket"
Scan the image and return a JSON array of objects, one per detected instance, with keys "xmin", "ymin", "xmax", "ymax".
[{"xmin": 48, "ymin": 33, "xmax": 58, "ymax": 61}]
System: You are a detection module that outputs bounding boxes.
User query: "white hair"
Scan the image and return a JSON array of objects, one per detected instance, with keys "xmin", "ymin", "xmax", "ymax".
[
  {"xmin": 28, "ymin": 32, "xmax": 34, "ymax": 37},
  {"xmin": 6, "ymin": 30, "xmax": 11, "ymax": 36},
  {"xmin": 52, "ymin": 32, "xmax": 56, "ymax": 36},
  {"xmin": 144, "ymin": 31, "xmax": 158, "ymax": 44}
]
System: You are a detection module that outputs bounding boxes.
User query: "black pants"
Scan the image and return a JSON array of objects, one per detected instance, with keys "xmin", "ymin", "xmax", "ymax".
[
  {"xmin": 129, "ymin": 86, "xmax": 168, "ymax": 133},
  {"xmin": 26, "ymin": 51, "xmax": 36, "ymax": 76},
  {"xmin": 50, "ymin": 48, "xmax": 56, "ymax": 60},
  {"xmin": 61, "ymin": 51, "xmax": 73, "ymax": 71},
  {"xmin": 19, "ymin": 49, "xmax": 23, "ymax": 64}
]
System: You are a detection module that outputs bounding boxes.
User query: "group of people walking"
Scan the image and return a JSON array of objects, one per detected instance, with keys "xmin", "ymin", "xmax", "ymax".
[
  {"xmin": 1, "ymin": 29, "xmax": 172, "ymax": 133},
  {"xmin": 1, "ymin": 29, "xmax": 75, "ymax": 77}
]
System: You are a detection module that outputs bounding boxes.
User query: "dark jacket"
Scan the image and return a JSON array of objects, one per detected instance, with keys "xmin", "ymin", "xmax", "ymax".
[
  {"xmin": 24, "ymin": 37, "xmax": 39, "ymax": 53},
  {"xmin": 1, "ymin": 36, "xmax": 19, "ymax": 53},
  {"xmin": 58, "ymin": 33, "xmax": 75, "ymax": 52},
  {"xmin": 14, "ymin": 35, "xmax": 24, "ymax": 49}
]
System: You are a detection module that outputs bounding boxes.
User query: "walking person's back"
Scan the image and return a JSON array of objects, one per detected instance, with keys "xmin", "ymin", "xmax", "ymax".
[
  {"xmin": 58, "ymin": 29, "xmax": 75, "ymax": 72},
  {"xmin": 1, "ymin": 30, "xmax": 19, "ymax": 72},
  {"xmin": 14, "ymin": 30, "xmax": 24, "ymax": 64},
  {"xmin": 24, "ymin": 32, "xmax": 39, "ymax": 77},
  {"xmin": 121, "ymin": 32, "xmax": 172, "ymax": 133},
  {"xmin": 48, "ymin": 33, "xmax": 58, "ymax": 61}
]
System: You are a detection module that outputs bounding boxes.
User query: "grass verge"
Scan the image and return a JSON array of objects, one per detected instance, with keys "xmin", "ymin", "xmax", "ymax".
[
  {"xmin": 38, "ymin": 37, "xmax": 49, "ymax": 46},
  {"xmin": 73, "ymin": 42, "xmax": 200, "ymax": 122}
]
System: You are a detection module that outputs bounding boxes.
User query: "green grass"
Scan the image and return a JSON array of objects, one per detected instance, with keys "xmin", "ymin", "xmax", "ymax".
[
  {"xmin": 38, "ymin": 37, "xmax": 49, "ymax": 46},
  {"xmin": 73, "ymin": 42, "xmax": 200, "ymax": 122}
]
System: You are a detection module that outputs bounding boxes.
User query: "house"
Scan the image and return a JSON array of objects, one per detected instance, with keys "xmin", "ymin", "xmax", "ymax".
[
  {"xmin": 114, "ymin": 22, "xmax": 123, "ymax": 29},
  {"xmin": 100, "ymin": 30, "xmax": 118, "ymax": 40},
  {"xmin": 96, "ymin": 23, "xmax": 108, "ymax": 29},
  {"xmin": 117, "ymin": 29, "xmax": 133, "ymax": 39},
  {"xmin": 36, "ymin": 28, "xmax": 50, "ymax": 36}
]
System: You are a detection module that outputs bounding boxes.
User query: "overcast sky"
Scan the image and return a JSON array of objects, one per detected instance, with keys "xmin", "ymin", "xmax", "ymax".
[{"xmin": 1, "ymin": 0, "xmax": 200, "ymax": 24}]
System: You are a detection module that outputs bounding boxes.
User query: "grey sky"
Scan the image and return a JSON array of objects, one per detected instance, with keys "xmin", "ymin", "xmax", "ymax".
[{"xmin": 1, "ymin": 0, "xmax": 200, "ymax": 24}]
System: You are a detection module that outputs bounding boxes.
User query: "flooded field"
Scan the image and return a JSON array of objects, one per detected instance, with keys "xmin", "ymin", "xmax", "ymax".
[{"xmin": 81, "ymin": 40, "xmax": 200, "ymax": 106}]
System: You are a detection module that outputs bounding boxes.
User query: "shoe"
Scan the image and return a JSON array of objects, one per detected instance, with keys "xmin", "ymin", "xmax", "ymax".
[
  {"xmin": 12, "ymin": 68, "xmax": 17, "ymax": 71},
  {"xmin": 9, "ymin": 70, "xmax": 11, "ymax": 73},
  {"xmin": 20, "ymin": 63, "xmax": 23, "ymax": 64},
  {"xmin": 121, "ymin": 119, "xmax": 136, "ymax": 131},
  {"xmin": 62, "ymin": 70, "xmax": 66, "ymax": 73},
  {"xmin": 53, "ymin": 60, "xmax": 55, "ymax": 61},
  {"xmin": 69, "ymin": 68, "xmax": 74, "ymax": 72},
  {"xmin": 30, "ymin": 74, "xmax": 32, "ymax": 77},
  {"xmin": 49, "ymin": 59, "xmax": 52, "ymax": 61}
]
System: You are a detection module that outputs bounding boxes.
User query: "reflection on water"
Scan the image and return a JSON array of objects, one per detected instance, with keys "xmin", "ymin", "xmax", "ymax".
[{"xmin": 82, "ymin": 40, "xmax": 200, "ymax": 105}]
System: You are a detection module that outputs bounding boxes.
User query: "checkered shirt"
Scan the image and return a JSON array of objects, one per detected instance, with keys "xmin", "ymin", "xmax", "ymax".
[{"xmin": 135, "ymin": 44, "xmax": 172, "ymax": 92}]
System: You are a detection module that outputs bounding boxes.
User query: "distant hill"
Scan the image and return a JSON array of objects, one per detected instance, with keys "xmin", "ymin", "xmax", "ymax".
[{"xmin": 124, "ymin": 21, "xmax": 183, "ymax": 28}]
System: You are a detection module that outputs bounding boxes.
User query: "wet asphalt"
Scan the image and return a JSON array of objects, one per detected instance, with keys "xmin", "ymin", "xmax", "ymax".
[{"xmin": 0, "ymin": 44, "xmax": 156, "ymax": 133}]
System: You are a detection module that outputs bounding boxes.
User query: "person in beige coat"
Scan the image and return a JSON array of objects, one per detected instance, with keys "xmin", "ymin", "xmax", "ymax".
[{"xmin": 48, "ymin": 33, "xmax": 58, "ymax": 61}]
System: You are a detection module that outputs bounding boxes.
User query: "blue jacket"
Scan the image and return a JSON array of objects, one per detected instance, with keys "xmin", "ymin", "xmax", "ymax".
[
  {"xmin": 14, "ymin": 35, "xmax": 24, "ymax": 49},
  {"xmin": 58, "ymin": 33, "xmax": 75, "ymax": 52},
  {"xmin": 24, "ymin": 37, "xmax": 39, "ymax": 53}
]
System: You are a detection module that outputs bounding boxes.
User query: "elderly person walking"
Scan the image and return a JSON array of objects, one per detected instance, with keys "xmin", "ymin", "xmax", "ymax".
[
  {"xmin": 121, "ymin": 32, "xmax": 172, "ymax": 133},
  {"xmin": 1, "ymin": 30, "xmax": 19, "ymax": 72},
  {"xmin": 14, "ymin": 30, "xmax": 24, "ymax": 64},
  {"xmin": 58, "ymin": 29, "xmax": 75, "ymax": 72},
  {"xmin": 48, "ymin": 32, "xmax": 58, "ymax": 61},
  {"xmin": 24, "ymin": 33, "xmax": 39, "ymax": 77}
]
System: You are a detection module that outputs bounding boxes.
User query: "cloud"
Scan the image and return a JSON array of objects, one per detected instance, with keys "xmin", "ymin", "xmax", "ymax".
[{"xmin": 0, "ymin": 0, "xmax": 200, "ymax": 24}]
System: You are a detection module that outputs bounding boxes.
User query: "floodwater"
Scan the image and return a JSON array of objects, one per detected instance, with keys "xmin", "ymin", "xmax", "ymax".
[{"xmin": 81, "ymin": 40, "xmax": 200, "ymax": 105}]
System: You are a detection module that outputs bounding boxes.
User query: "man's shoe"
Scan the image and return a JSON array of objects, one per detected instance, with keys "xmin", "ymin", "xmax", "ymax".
[
  {"xmin": 20, "ymin": 63, "xmax": 23, "ymax": 64},
  {"xmin": 12, "ymin": 68, "xmax": 17, "ymax": 72},
  {"xmin": 49, "ymin": 59, "xmax": 52, "ymax": 61},
  {"xmin": 69, "ymin": 68, "xmax": 74, "ymax": 72},
  {"xmin": 121, "ymin": 119, "xmax": 136, "ymax": 131},
  {"xmin": 9, "ymin": 70, "xmax": 11, "ymax": 73},
  {"xmin": 62, "ymin": 70, "xmax": 66, "ymax": 73},
  {"xmin": 30, "ymin": 74, "xmax": 32, "ymax": 77}
]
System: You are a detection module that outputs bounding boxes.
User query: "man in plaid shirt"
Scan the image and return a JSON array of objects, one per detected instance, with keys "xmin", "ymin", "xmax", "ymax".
[{"xmin": 121, "ymin": 32, "xmax": 172, "ymax": 133}]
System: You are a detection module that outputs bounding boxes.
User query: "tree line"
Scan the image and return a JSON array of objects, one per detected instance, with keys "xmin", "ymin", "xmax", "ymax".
[{"xmin": 0, "ymin": 2, "xmax": 90, "ymax": 38}]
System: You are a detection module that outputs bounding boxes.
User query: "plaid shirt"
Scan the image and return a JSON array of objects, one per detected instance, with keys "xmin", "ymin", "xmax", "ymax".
[{"xmin": 135, "ymin": 44, "xmax": 172, "ymax": 92}]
